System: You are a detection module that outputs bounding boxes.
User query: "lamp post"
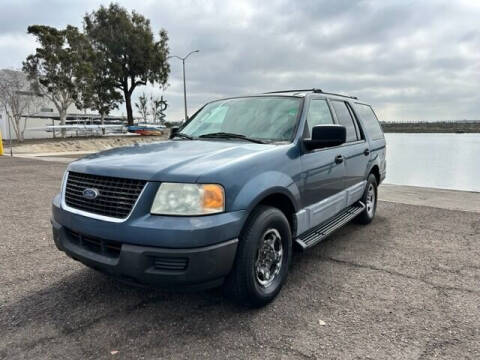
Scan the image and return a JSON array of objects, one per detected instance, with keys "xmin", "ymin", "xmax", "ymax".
[{"xmin": 168, "ymin": 50, "xmax": 199, "ymax": 122}]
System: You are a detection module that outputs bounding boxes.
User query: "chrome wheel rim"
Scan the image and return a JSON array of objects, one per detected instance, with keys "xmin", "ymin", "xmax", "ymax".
[
  {"xmin": 255, "ymin": 228, "xmax": 283, "ymax": 288},
  {"xmin": 366, "ymin": 183, "xmax": 375, "ymax": 217}
]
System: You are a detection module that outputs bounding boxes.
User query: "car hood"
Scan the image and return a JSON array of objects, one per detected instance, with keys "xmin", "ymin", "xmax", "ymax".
[{"xmin": 68, "ymin": 139, "xmax": 277, "ymax": 182}]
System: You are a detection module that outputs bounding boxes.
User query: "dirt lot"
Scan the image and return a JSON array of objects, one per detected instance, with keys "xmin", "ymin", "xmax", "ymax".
[{"xmin": 0, "ymin": 156, "xmax": 479, "ymax": 359}]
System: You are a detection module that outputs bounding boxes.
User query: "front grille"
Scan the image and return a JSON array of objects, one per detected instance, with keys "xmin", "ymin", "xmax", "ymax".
[
  {"xmin": 152, "ymin": 257, "xmax": 188, "ymax": 271},
  {"xmin": 65, "ymin": 171, "xmax": 146, "ymax": 219},
  {"xmin": 66, "ymin": 229, "xmax": 122, "ymax": 258}
]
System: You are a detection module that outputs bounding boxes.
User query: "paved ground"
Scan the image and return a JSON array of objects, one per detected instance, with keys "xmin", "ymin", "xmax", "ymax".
[
  {"xmin": 379, "ymin": 184, "xmax": 480, "ymax": 214},
  {"xmin": 1, "ymin": 156, "xmax": 479, "ymax": 360}
]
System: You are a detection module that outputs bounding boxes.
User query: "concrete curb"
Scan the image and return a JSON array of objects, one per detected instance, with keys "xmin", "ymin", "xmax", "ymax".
[
  {"xmin": 10, "ymin": 151, "xmax": 96, "ymax": 157},
  {"xmin": 379, "ymin": 184, "xmax": 480, "ymax": 213}
]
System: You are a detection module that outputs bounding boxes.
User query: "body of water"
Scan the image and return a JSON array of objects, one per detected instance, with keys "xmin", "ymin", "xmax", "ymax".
[{"xmin": 384, "ymin": 133, "xmax": 480, "ymax": 192}]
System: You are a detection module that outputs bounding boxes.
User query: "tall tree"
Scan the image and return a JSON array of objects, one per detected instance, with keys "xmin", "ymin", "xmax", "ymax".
[
  {"xmin": 23, "ymin": 25, "xmax": 86, "ymax": 137},
  {"xmin": 0, "ymin": 69, "xmax": 42, "ymax": 142},
  {"xmin": 84, "ymin": 3, "xmax": 170, "ymax": 126},
  {"xmin": 74, "ymin": 40, "xmax": 123, "ymax": 128}
]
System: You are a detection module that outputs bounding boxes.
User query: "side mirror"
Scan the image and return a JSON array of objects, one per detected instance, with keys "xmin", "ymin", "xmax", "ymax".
[
  {"xmin": 169, "ymin": 126, "xmax": 179, "ymax": 139},
  {"xmin": 303, "ymin": 124, "xmax": 346, "ymax": 150}
]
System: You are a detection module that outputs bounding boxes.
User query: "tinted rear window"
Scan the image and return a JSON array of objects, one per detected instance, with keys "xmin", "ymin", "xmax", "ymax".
[{"xmin": 354, "ymin": 104, "xmax": 384, "ymax": 140}]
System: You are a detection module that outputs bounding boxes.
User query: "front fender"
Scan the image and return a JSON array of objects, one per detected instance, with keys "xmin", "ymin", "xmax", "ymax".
[{"xmin": 230, "ymin": 171, "xmax": 300, "ymax": 212}]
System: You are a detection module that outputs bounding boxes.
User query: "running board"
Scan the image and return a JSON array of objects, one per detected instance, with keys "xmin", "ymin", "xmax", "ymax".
[{"xmin": 295, "ymin": 202, "xmax": 365, "ymax": 250}]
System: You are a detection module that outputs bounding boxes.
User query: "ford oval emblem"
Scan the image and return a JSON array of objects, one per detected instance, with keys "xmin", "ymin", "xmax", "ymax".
[{"xmin": 82, "ymin": 188, "xmax": 99, "ymax": 200}]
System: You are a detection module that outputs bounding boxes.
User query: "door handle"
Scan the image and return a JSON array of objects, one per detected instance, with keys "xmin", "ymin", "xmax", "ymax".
[
  {"xmin": 335, "ymin": 155, "xmax": 344, "ymax": 164},
  {"xmin": 363, "ymin": 148, "xmax": 370, "ymax": 156}
]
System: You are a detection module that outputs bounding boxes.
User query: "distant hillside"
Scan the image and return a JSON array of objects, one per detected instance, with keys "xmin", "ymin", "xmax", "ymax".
[{"xmin": 380, "ymin": 121, "xmax": 480, "ymax": 133}]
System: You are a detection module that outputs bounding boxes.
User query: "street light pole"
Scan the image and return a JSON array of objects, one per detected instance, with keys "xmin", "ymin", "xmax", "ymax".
[
  {"xmin": 182, "ymin": 58, "xmax": 187, "ymax": 123},
  {"xmin": 168, "ymin": 50, "xmax": 199, "ymax": 122}
]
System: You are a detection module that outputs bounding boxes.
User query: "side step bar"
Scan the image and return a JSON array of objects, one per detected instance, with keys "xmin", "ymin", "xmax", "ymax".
[{"xmin": 295, "ymin": 202, "xmax": 365, "ymax": 250}]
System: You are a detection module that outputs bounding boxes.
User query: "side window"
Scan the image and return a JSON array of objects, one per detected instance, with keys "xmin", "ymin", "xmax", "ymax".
[
  {"xmin": 353, "ymin": 103, "xmax": 384, "ymax": 140},
  {"xmin": 305, "ymin": 99, "xmax": 334, "ymax": 137},
  {"xmin": 331, "ymin": 101, "xmax": 359, "ymax": 142}
]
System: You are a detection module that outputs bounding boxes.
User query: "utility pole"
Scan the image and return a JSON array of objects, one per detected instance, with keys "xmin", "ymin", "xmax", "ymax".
[
  {"xmin": 7, "ymin": 115, "xmax": 13, "ymax": 156},
  {"xmin": 168, "ymin": 50, "xmax": 199, "ymax": 122}
]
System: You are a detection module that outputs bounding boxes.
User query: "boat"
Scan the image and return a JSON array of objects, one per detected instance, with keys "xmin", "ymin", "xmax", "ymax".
[{"xmin": 127, "ymin": 124, "xmax": 166, "ymax": 136}]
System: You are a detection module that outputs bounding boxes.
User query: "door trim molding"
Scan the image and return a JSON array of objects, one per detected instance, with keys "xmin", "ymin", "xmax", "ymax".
[{"xmin": 295, "ymin": 180, "xmax": 366, "ymax": 236}]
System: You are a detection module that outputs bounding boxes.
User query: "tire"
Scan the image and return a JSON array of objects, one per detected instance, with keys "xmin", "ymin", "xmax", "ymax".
[
  {"xmin": 355, "ymin": 173, "xmax": 378, "ymax": 225},
  {"xmin": 224, "ymin": 205, "xmax": 292, "ymax": 307}
]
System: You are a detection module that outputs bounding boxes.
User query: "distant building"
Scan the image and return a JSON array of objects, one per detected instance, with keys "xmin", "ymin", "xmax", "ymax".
[
  {"xmin": 0, "ymin": 102, "xmax": 79, "ymax": 140},
  {"xmin": 0, "ymin": 69, "xmax": 79, "ymax": 140},
  {"xmin": 0, "ymin": 69, "xmax": 127, "ymax": 140}
]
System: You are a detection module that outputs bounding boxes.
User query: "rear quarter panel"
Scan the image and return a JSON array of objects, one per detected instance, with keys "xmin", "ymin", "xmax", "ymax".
[
  {"xmin": 349, "ymin": 101, "xmax": 387, "ymax": 182},
  {"xmin": 368, "ymin": 138, "xmax": 387, "ymax": 182}
]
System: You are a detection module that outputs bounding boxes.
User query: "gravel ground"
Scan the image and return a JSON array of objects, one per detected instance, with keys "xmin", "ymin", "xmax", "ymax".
[{"xmin": 1, "ymin": 156, "xmax": 479, "ymax": 360}]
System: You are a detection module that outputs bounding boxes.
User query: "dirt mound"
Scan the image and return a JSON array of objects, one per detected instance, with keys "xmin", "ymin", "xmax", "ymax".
[{"xmin": 7, "ymin": 135, "xmax": 168, "ymax": 154}]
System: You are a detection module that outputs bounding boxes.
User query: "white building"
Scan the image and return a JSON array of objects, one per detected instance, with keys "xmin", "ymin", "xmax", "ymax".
[
  {"xmin": 0, "ymin": 103, "xmax": 80, "ymax": 141},
  {"xmin": 0, "ymin": 69, "xmax": 108, "ymax": 141}
]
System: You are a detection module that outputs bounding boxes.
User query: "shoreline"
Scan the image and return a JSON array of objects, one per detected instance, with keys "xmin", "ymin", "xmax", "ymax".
[
  {"xmin": 383, "ymin": 130, "xmax": 480, "ymax": 133},
  {"xmin": 381, "ymin": 123, "xmax": 480, "ymax": 133}
]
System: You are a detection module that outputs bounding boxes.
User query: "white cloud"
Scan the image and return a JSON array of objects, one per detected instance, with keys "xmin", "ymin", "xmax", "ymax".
[
  {"xmin": 0, "ymin": 33, "xmax": 36, "ymax": 71},
  {"xmin": 1, "ymin": 0, "xmax": 479, "ymax": 121}
]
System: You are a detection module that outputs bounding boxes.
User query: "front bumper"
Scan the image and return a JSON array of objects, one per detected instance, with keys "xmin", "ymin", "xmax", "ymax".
[
  {"xmin": 52, "ymin": 217, "xmax": 238, "ymax": 290},
  {"xmin": 52, "ymin": 192, "xmax": 247, "ymax": 249}
]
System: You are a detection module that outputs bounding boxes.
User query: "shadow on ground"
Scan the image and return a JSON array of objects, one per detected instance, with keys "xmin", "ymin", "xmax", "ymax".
[{"xmin": 1, "ymin": 220, "xmax": 391, "ymax": 359}]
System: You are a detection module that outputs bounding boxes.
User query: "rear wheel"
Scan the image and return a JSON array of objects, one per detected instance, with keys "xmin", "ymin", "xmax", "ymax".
[
  {"xmin": 355, "ymin": 174, "xmax": 378, "ymax": 225},
  {"xmin": 224, "ymin": 205, "xmax": 292, "ymax": 307}
]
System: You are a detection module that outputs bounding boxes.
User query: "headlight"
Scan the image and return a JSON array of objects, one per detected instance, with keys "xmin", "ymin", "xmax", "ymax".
[{"xmin": 151, "ymin": 183, "xmax": 225, "ymax": 215}]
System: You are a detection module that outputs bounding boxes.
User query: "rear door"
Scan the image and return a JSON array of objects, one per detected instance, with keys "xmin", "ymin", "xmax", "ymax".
[{"xmin": 330, "ymin": 100, "xmax": 370, "ymax": 189}]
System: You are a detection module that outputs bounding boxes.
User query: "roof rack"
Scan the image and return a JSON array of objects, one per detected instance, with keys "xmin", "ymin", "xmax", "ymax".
[
  {"xmin": 264, "ymin": 88, "xmax": 321, "ymax": 94},
  {"xmin": 264, "ymin": 88, "xmax": 358, "ymax": 100},
  {"xmin": 320, "ymin": 91, "xmax": 358, "ymax": 100}
]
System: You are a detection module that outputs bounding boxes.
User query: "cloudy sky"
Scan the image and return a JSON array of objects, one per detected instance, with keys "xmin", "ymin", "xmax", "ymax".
[{"xmin": 1, "ymin": 0, "xmax": 479, "ymax": 122}]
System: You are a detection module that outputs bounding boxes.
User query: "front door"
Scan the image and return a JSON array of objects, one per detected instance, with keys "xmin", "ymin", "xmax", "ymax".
[{"xmin": 298, "ymin": 98, "xmax": 346, "ymax": 235}]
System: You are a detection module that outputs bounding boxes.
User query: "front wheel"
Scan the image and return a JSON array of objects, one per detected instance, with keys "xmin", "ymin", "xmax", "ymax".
[
  {"xmin": 224, "ymin": 205, "xmax": 292, "ymax": 307},
  {"xmin": 355, "ymin": 173, "xmax": 378, "ymax": 225}
]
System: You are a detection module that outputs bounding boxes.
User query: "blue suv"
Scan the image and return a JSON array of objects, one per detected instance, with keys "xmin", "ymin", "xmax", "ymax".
[{"xmin": 51, "ymin": 89, "xmax": 386, "ymax": 306}]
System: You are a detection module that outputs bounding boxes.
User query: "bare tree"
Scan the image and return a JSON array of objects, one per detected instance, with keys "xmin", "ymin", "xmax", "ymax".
[
  {"xmin": 135, "ymin": 93, "xmax": 149, "ymax": 123},
  {"xmin": 150, "ymin": 94, "xmax": 168, "ymax": 124},
  {"xmin": 0, "ymin": 69, "xmax": 42, "ymax": 142}
]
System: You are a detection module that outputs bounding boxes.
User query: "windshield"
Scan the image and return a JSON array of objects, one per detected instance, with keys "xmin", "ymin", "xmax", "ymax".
[{"xmin": 180, "ymin": 96, "xmax": 302, "ymax": 142}]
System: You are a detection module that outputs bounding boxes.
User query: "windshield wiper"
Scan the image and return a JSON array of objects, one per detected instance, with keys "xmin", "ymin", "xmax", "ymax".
[
  {"xmin": 199, "ymin": 132, "xmax": 265, "ymax": 144},
  {"xmin": 172, "ymin": 132, "xmax": 194, "ymax": 140}
]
